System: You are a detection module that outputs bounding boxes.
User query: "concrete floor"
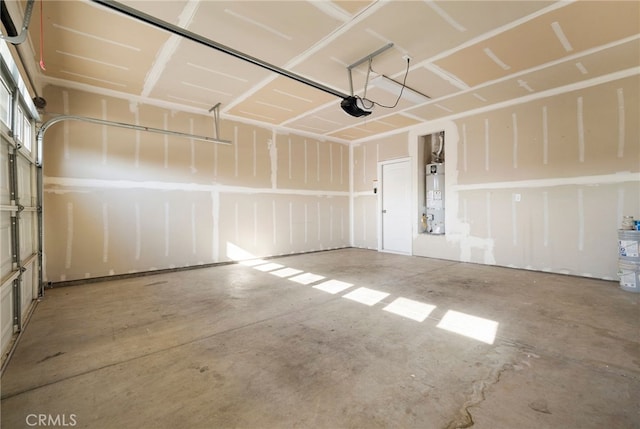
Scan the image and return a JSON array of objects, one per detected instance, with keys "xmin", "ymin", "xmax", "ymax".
[{"xmin": 1, "ymin": 248, "xmax": 639, "ymax": 429}]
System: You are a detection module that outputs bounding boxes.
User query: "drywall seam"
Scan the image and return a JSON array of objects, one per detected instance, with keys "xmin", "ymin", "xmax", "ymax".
[
  {"xmin": 268, "ymin": 136, "xmax": 277, "ymax": 189},
  {"xmin": 253, "ymin": 202, "xmax": 257, "ymax": 247},
  {"xmin": 542, "ymin": 106, "xmax": 548, "ymax": 164},
  {"xmin": 234, "ymin": 202, "xmax": 239, "ymax": 243},
  {"xmin": 485, "ymin": 192, "xmax": 492, "ymax": 239},
  {"xmin": 426, "ymin": 0, "xmax": 467, "ymax": 32},
  {"xmin": 577, "ymin": 96, "xmax": 585, "ymax": 162},
  {"xmin": 272, "ymin": 200, "xmax": 277, "ymax": 245},
  {"xmin": 362, "ymin": 146, "xmax": 367, "ymax": 184},
  {"xmin": 462, "ymin": 123, "xmax": 468, "ymax": 172},
  {"xmin": 164, "ymin": 202, "xmax": 170, "ymax": 257},
  {"xmin": 43, "ymin": 176, "xmax": 349, "ymax": 197},
  {"xmin": 340, "ymin": 145, "xmax": 344, "ymax": 184},
  {"xmin": 484, "ymin": 119, "xmax": 490, "ymax": 171},
  {"xmin": 65, "ymin": 202, "xmax": 73, "ymax": 269},
  {"xmin": 454, "ymin": 172, "xmax": 639, "ymax": 191},
  {"xmin": 62, "ymin": 90, "xmax": 70, "ymax": 159},
  {"xmin": 462, "ymin": 198, "xmax": 468, "ymax": 223},
  {"xmin": 316, "ymin": 141, "xmax": 320, "ymax": 182},
  {"xmin": 134, "ymin": 110, "xmax": 141, "ymax": 168},
  {"xmin": 252, "ymin": 130, "xmax": 257, "ymax": 177},
  {"xmin": 424, "ymin": 63, "xmax": 469, "ymax": 90},
  {"xmin": 484, "ymin": 48, "xmax": 511, "ymax": 70},
  {"xmin": 518, "ymin": 79, "xmax": 534, "ymax": 93},
  {"xmin": 317, "ymin": 201, "xmax": 321, "ymax": 242},
  {"xmin": 234, "ymin": 126, "xmax": 238, "ymax": 177},
  {"xmin": 190, "ymin": 119, "xmax": 196, "ymax": 173},
  {"xmin": 329, "ymin": 144, "xmax": 334, "ymax": 183},
  {"xmin": 141, "ymin": 0, "xmax": 199, "ymax": 97},
  {"xmin": 511, "ymin": 195, "xmax": 517, "ymax": 246},
  {"xmin": 47, "ymin": 74, "xmax": 354, "ymax": 145},
  {"xmin": 287, "ymin": 138, "xmax": 292, "ymax": 180},
  {"xmin": 304, "ymin": 203, "xmax": 308, "ymax": 243},
  {"xmin": 512, "ymin": 113, "xmax": 518, "ymax": 169},
  {"xmin": 617, "ymin": 88, "xmax": 625, "ymax": 158},
  {"xmin": 349, "ymin": 144, "xmax": 354, "ymax": 246},
  {"xmin": 102, "ymin": 202, "xmax": 108, "ymax": 263},
  {"xmin": 576, "ymin": 62, "xmax": 588, "ymax": 75},
  {"xmin": 551, "ymin": 21, "xmax": 573, "ymax": 52},
  {"xmin": 224, "ymin": 0, "xmax": 385, "ymax": 115},
  {"xmin": 577, "ymin": 188, "xmax": 584, "ymax": 252},
  {"xmin": 362, "ymin": 203, "xmax": 367, "ymax": 243},
  {"xmin": 422, "ymin": 1, "xmax": 573, "ymax": 66},
  {"xmin": 304, "ymin": 139, "xmax": 308, "ymax": 183},
  {"xmin": 350, "ymin": 66, "xmax": 640, "ymax": 145},
  {"xmin": 135, "ymin": 202, "xmax": 141, "ymax": 260},
  {"xmin": 289, "ymin": 202, "xmax": 293, "ymax": 245},
  {"xmin": 101, "ymin": 99, "xmax": 108, "ymax": 165},
  {"xmin": 163, "ymin": 113, "xmax": 169, "ymax": 169},
  {"xmin": 542, "ymin": 192, "xmax": 549, "ymax": 247},
  {"xmin": 617, "ymin": 187, "xmax": 625, "ymax": 227},
  {"xmin": 191, "ymin": 202, "xmax": 196, "ymax": 255},
  {"xmin": 330, "ymin": 204, "xmax": 334, "ymax": 241},
  {"xmin": 213, "ymin": 135, "xmax": 218, "ymax": 178}
]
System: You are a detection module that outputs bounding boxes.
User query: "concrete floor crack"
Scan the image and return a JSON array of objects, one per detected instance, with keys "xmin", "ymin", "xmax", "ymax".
[{"xmin": 443, "ymin": 362, "xmax": 513, "ymax": 429}]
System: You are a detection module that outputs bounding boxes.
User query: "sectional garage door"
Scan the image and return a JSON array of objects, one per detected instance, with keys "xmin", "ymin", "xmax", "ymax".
[{"xmin": 0, "ymin": 43, "xmax": 41, "ymax": 366}]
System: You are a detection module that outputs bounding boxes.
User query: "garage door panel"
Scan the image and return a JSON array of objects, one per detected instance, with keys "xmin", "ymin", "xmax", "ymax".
[
  {"xmin": 1, "ymin": 281, "xmax": 14, "ymax": 354},
  {"xmin": 16, "ymin": 154, "xmax": 34, "ymax": 206},
  {"xmin": 1, "ymin": 211, "xmax": 12, "ymax": 280},
  {"xmin": 0, "ymin": 142, "xmax": 9, "ymax": 205},
  {"xmin": 20, "ymin": 263, "xmax": 34, "ymax": 319},
  {"xmin": 19, "ymin": 212, "xmax": 34, "ymax": 260}
]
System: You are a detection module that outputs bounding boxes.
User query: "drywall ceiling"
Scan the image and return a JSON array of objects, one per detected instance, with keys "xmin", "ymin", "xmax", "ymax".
[{"xmin": 6, "ymin": 0, "xmax": 640, "ymax": 142}]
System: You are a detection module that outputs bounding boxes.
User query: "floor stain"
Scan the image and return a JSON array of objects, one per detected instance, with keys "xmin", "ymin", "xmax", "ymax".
[
  {"xmin": 37, "ymin": 351, "xmax": 65, "ymax": 364},
  {"xmin": 144, "ymin": 281, "xmax": 168, "ymax": 287},
  {"xmin": 528, "ymin": 399, "xmax": 552, "ymax": 414}
]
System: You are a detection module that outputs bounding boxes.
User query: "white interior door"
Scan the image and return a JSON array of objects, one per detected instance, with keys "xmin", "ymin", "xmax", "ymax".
[{"xmin": 381, "ymin": 160, "xmax": 411, "ymax": 254}]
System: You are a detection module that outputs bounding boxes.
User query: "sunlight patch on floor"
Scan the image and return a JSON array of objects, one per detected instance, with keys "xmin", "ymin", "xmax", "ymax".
[
  {"xmin": 383, "ymin": 297, "xmax": 436, "ymax": 322},
  {"xmin": 343, "ymin": 287, "xmax": 390, "ymax": 306},
  {"xmin": 436, "ymin": 310, "xmax": 498, "ymax": 344},
  {"xmin": 227, "ymin": 242, "xmax": 500, "ymax": 345},
  {"xmin": 313, "ymin": 279, "xmax": 354, "ymax": 294},
  {"xmin": 253, "ymin": 263, "xmax": 285, "ymax": 272},
  {"xmin": 290, "ymin": 273, "xmax": 326, "ymax": 285},
  {"xmin": 270, "ymin": 267, "xmax": 304, "ymax": 278}
]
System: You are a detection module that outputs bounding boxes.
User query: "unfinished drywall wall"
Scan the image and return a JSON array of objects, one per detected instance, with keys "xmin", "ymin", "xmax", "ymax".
[
  {"xmin": 354, "ymin": 74, "xmax": 640, "ymax": 280},
  {"xmin": 446, "ymin": 75, "xmax": 639, "ymax": 279},
  {"xmin": 42, "ymin": 86, "xmax": 349, "ymax": 282}
]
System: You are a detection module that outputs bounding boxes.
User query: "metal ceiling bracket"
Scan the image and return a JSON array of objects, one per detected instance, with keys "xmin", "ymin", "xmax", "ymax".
[
  {"xmin": 0, "ymin": 0, "xmax": 35, "ymax": 45},
  {"xmin": 345, "ymin": 43, "xmax": 394, "ymax": 96},
  {"xmin": 208, "ymin": 103, "xmax": 223, "ymax": 141}
]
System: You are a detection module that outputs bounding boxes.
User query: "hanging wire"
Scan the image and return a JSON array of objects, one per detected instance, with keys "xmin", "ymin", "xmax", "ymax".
[
  {"xmin": 353, "ymin": 57, "xmax": 411, "ymax": 111},
  {"xmin": 38, "ymin": 0, "xmax": 46, "ymax": 70}
]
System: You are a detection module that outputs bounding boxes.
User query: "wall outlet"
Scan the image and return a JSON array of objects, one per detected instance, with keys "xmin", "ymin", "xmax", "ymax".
[{"xmin": 514, "ymin": 193, "xmax": 521, "ymax": 202}]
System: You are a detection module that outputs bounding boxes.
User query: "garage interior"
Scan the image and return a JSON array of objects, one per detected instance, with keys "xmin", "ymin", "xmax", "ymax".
[{"xmin": 0, "ymin": 1, "xmax": 639, "ymax": 428}]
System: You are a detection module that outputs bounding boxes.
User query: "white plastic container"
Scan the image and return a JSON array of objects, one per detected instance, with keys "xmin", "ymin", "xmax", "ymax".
[
  {"xmin": 618, "ymin": 230, "xmax": 640, "ymax": 262},
  {"xmin": 618, "ymin": 260, "xmax": 640, "ymax": 293}
]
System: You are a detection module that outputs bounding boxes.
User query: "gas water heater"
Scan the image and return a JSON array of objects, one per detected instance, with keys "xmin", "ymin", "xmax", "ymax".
[{"xmin": 425, "ymin": 163, "xmax": 445, "ymax": 234}]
